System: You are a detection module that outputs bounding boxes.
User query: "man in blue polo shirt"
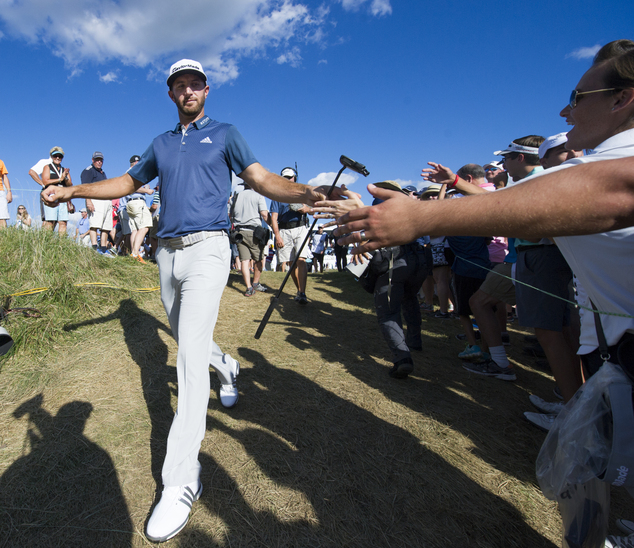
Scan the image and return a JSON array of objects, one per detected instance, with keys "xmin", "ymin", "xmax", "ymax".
[{"xmin": 41, "ymin": 58, "xmax": 333, "ymax": 543}]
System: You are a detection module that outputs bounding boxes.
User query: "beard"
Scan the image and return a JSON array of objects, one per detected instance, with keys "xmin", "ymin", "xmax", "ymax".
[{"xmin": 176, "ymin": 93, "xmax": 205, "ymax": 119}]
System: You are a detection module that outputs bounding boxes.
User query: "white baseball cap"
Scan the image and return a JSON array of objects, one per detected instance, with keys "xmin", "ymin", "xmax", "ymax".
[
  {"xmin": 494, "ymin": 142, "xmax": 540, "ymax": 156},
  {"xmin": 538, "ymin": 132, "xmax": 568, "ymax": 159},
  {"xmin": 167, "ymin": 59, "xmax": 207, "ymax": 87}
]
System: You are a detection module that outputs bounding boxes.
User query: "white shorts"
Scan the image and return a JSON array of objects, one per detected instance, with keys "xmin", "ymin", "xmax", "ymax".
[
  {"xmin": 277, "ymin": 225, "xmax": 310, "ymax": 263},
  {"xmin": 126, "ymin": 199, "xmax": 153, "ymax": 231},
  {"xmin": 89, "ymin": 199, "xmax": 113, "ymax": 231},
  {"xmin": 0, "ymin": 191, "xmax": 9, "ymax": 220}
]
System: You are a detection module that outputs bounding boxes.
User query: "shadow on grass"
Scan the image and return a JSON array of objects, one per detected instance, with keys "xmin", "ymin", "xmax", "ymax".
[
  {"xmin": 0, "ymin": 395, "xmax": 132, "ymax": 546},
  {"xmin": 189, "ymin": 347, "xmax": 556, "ymax": 548},
  {"xmin": 274, "ymin": 279, "xmax": 557, "ymax": 491},
  {"xmin": 64, "ymin": 298, "xmax": 176, "ymax": 489}
]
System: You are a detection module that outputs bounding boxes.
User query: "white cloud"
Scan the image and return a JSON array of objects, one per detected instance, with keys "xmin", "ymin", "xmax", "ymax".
[
  {"xmin": 565, "ymin": 45, "xmax": 601, "ymax": 60},
  {"xmin": 0, "ymin": 0, "xmax": 336, "ymax": 85},
  {"xmin": 276, "ymin": 46, "xmax": 302, "ymax": 67},
  {"xmin": 338, "ymin": 0, "xmax": 391, "ymax": 16},
  {"xmin": 318, "ymin": 59, "xmax": 327, "ymax": 65},
  {"xmin": 98, "ymin": 70, "xmax": 119, "ymax": 83},
  {"xmin": 306, "ymin": 171, "xmax": 358, "ymax": 188}
]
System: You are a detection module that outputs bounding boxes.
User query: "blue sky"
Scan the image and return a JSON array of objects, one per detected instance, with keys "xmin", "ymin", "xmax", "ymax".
[{"xmin": 1, "ymin": 0, "xmax": 633, "ymax": 228}]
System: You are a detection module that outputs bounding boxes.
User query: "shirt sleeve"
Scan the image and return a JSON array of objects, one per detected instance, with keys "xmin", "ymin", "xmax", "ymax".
[
  {"xmin": 0, "ymin": 160, "xmax": 7, "ymax": 176},
  {"xmin": 224, "ymin": 126, "xmax": 258, "ymax": 175},
  {"xmin": 128, "ymin": 142, "xmax": 159, "ymax": 184},
  {"xmin": 258, "ymin": 195, "xmax": 267, "ymax": 212},
  {"xmin": 270, "ymin": 200, "xmax": 281, "ymax": 214}
]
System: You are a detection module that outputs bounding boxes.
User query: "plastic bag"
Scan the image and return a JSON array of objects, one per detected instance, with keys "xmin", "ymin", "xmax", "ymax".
[
  {"xmin": 536, "ymin": 362, "xmax": 632, "ymax": 548},
  {"xmin": 556, "ymin": 479, "xmax": 610, "ymax": 548},
  {"xmin": 537, "ymin": 362, "xmax": 629, "ymax": 498}
]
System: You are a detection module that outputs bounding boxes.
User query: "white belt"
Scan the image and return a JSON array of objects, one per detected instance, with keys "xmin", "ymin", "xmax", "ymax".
[{"xmin": 159, "ymin": 230, "xmax": 226, "ymax": 250}]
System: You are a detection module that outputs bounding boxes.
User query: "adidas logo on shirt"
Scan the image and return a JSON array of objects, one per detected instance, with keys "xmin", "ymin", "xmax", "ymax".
[{"xmin": 200, "ymin": 137, "xmax": 213, "ymax": 144}]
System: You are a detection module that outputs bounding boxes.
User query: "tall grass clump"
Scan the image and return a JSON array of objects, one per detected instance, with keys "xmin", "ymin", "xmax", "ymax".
[{"xmin": 0, "ymin": 228, "xmax": 159, "ymax": 364}]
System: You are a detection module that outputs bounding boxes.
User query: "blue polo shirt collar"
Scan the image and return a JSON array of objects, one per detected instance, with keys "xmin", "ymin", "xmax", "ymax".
[{"xmin": 175, "ymin": 115, "xmax": 212, "ymax": 133}]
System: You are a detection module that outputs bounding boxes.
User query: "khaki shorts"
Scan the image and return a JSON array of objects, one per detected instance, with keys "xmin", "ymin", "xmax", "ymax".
[
  {"xmin": 126, "ymin": 200, "xmax": 153, "ymax": 230},
  {"xmin": 237, "ymin": 229, "xmax": 265, "ymax": 261},
  {"xmin": 477, "ymin": 262, "xmax": 516, "ymax": 305},
  {"xmin": 277, "ymin": 225, "xmax": 309, "ymax": 263},
  {"xmin": 89, "ymin": 199, "xmax": 113, "ymax": 231}
]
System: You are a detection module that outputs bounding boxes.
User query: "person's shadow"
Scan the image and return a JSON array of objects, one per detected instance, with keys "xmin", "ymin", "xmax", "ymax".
[
  {"xmin": 0, "ymin": 394, "xmax": 133, "ymax": 546},
  {"xmin": 178, "ymin": 348, "xmax": 557, "ymax": 547},
  {"xmin": 64, "ymin": 298, "xmax": 176, "ymax": 490}
]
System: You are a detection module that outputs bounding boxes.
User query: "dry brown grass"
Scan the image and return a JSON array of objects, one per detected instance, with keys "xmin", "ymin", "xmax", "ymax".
[{"xmin": 1, "ymin": 268, "xmax": 633, "ymax": 547}]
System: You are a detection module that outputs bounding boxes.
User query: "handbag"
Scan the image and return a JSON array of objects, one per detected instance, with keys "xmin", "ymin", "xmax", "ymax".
[
  {"xmin": 253, "ymin": 226, "xmax": 270, "ymax": 245},
  {"xmin": 358, "ymin": 246, "xmax": 401, "ymax": 294}
]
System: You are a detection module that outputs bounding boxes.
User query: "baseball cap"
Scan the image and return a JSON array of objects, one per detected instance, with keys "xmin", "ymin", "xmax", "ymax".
[
  {"xmin": 402, "ymin": 185, "xmax": 418, "ymax": 194},
  {"xmin": 483, "ymin": 161, "xmax": 504, "ymax": 171},
  {"xmin": 418, "ymin": 184, "xmax": 442, "ymax": 200},
  {"xmin": 280, "ymin": 167, "xmax": 297, "ymax": 179},
  {"xmin": 50, "ymin": 146, "xmax": 65, "ymax": 156},
  {"xmin": 167, "ymin": 59, "xmax": 207, "ymax": 87},
  {"xmin": 373, "ymin": 181, "xmax": 408, "ymax": 195},
  {"xmin": 494, "ymin": 142, "xmax": 540, "ymax": 156},
  {"xmin": 92, "ymin": 151, "xmax": 104, "ymax": 160},
  {"xmin": 538, "ymin": 132, "xmax": 568, "ymax": 159},
  {"xmin": 129, "ymin": 155, "xmax": 141, "ymax": 163},
  {"xmin": 80, "ymin": 208, "xmax": 87, "ymax": 213}
]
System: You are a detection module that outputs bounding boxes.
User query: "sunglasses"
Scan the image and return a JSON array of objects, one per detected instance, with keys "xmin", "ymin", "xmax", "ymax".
[
  {"xmin": 568, "ymin": 88, "xmax": 617, "ymax": 109},
  {"xmin": 52, "ymin": 154, "xmax": 64, "ymax": 159}
]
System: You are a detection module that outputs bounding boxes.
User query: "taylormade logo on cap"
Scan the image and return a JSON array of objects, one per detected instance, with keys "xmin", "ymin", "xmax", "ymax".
[{"xmin": 167, "ymin": 59, "xmax": 207, "ymax": 86}]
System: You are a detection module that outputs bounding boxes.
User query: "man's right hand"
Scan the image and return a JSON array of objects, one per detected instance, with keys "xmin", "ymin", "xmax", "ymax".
[
  {"xmin": 86, "ymin": 199, "xmax": 95, "ymax": 213},
  {"xmin": 41, "ymin": 185, "xmax": 72, "ymax": 207},
  {"xmin": 275, "ymin": 238, "xmax": 284, "ymax": 249}
]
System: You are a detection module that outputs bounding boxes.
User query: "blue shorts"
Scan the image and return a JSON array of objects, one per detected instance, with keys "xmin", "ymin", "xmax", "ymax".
[{"xmin": 43, "ymin": 202, "xmax": 69, "ymax": 222}]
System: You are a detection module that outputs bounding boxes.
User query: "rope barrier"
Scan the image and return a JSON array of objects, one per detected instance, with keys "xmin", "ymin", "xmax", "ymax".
[
  {"xmin": 5, "ymin": 283, "xmax": 160, "ymax": 298},
  {"xmin": 454, "ymin": 255, "xmax": 634, "ymax": 320}
]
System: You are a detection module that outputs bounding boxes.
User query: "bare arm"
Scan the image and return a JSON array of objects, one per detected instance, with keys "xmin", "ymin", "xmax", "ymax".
[
  {"xmin": 239, "ymin": 162, "xmax": 331, "ymax": 206},
  {"xmin": 29, "ymin": 169, "xmax": 43, "ymax": 187},
  {"xmin": 421, "ymin": 162, "xmax": 488, "ymax": 195},
  {"xmin": 41, "ymin": 173, "xmax": 141, "ymax": 206},
  {"xmin": 42, "ymin": 165, "xmax": 72, "ymax": 187},
  {"xmin": 270, "ymin": 211, "xmax": 283, "ymax": 248},
  {"xmin": 3, "ymin": 175, "xmax": 11, "ymax": 203},
  {"xmin": 334, "ymin": 157, "xmax": 634, "ymax": 252},
  {"xmin": 260, "ymin": 210, "xmax": 270, "ymax": 225}
]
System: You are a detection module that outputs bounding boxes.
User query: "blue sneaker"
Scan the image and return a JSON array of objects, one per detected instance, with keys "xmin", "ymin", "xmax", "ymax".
[{"xmin": 458, "ymin": 344, "xmax": 482, "ymax": 361}]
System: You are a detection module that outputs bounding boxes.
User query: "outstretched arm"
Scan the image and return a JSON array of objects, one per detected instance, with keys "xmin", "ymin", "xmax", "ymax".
[
  {"xmin": 41, "ymin": 173, "xmax": 140, "ymax": 206},
  {"xmin": 239, "ymin": 162, "xmax": 344, "ymax": 206},
  {"xmin": 334, "ymin": 157, "xmax": 634, "ymax": 252},
  {"xmin": 421, "ymin": 162, "xmax": 487, "ymax": 195}
]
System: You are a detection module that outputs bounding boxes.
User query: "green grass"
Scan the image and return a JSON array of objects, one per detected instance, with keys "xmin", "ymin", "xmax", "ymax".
[{"xmin": 0, "ymin": 228, "xmax": 159, "ymax": 366}]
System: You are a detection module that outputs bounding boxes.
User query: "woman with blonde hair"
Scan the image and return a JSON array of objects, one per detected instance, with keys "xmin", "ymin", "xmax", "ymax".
[{"xmin": 15, "ymin": 205, "xmax": 31, "ymax": 229}]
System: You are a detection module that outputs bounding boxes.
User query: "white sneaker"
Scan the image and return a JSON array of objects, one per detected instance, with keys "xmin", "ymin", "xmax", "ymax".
[
  {"xmin": 524, "ymin": 412, "xmax": 556, "ymax": 432},
  {"xmin": 219, "ymin": 355, "xmax": 239, "ymax": 408},
  {"xmin": 606, "ymin": 533, "xmax": 634, "ymax": 548},
  {"xmin": 529, "ymin": 394, "xmax": 565, "ymax": 415},
  {"xmin": 146, "ymin": 480, "xmax": 202, "ymax": 542}
]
